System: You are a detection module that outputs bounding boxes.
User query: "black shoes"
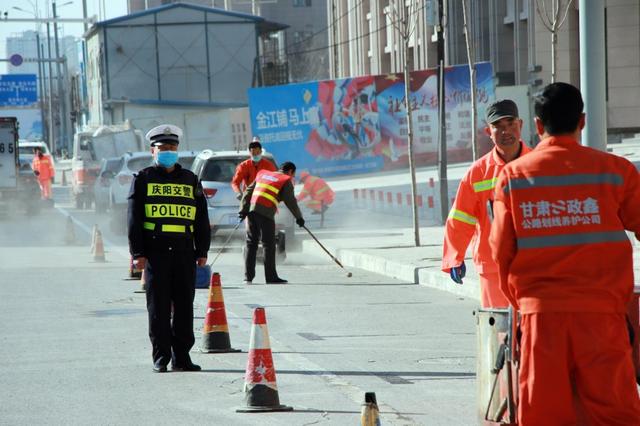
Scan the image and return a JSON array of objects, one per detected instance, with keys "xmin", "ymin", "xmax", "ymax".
[
  {"xmin": 153, "ymin": 360, "xmax": 168, "ymax": 373},
  {"xmin": 243, "ymin": 279, "xmax": 252, "ymax": 284},
  {"xmin": 171, "ymin": 362, "xmax": 202, "ymax": 372},
  {"xmin": 266, "ymin": 277, "xmax": 288, "ymax": 284}
]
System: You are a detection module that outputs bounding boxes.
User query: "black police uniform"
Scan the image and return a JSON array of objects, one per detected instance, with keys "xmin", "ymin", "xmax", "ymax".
[{"xmin": 128, "ymin": 163, "xmax": 210, "ymax": 369}]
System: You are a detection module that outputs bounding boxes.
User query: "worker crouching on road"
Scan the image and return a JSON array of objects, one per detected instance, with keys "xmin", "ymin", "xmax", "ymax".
[
  {"xmin": 239, "ymin": 161, "xmax": 305, "ymax": 284},
  {"xmin": 231, "ymin": 136, "xmax": 276, "ymax": 200},
  {"xmin": 127, "ymin": 124, "xmax": 211, "ymax": 373},
  {"xmin": 490, "ymin": 83, "xmax": 640, "ymax": 424},
  {"xmin": 441, "ymin": 99, "xmax": 531, "ymax": 308},
  {"xmin": 31, "ymin": 146, "xmax": 55, "ymax": 200},
  {"xmin": 296, "ymin": 171, "xmax": 335, "ymax": 215}
]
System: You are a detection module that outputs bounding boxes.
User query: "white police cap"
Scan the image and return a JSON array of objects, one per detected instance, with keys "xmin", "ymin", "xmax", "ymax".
[{"xmin": 145, "ymin": 124, "xmax": 183, "ymax": 146}]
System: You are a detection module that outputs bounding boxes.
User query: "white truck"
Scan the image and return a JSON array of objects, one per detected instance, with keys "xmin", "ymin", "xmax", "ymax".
[
  {"xmin": 70, "ymin": 123, "xmax": 144, "ymax": 209},
  {"xmin": 0, "ymin": 117, "xmax": 41, "ymax": 216}
]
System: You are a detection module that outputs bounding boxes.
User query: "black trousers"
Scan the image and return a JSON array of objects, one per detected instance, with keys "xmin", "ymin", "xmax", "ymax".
[
  {"xmin": 244, "ymin": 212, "xmax": 278, "ymax": 281},
  {"xmin": 145, "ymin": 250, "xmax": 196, "ymax": 366}
]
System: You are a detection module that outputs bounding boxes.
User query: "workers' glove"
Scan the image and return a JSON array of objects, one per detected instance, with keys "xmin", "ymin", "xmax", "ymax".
[
  {"xmin": 450, "ymin": 261, "xmax": 466, "ymax": 285},
  {"xmin": 296, "ymin": 217, "xmax": 305, "ymax": 228},
  {"xmin": 238, "ymin": 212, "xmax": 247, "ymax": 222},
  {"xmin": 33, "ymin": 170, "xmax": 40, "ymax": 176},
  {"xmin": 235, "ymin": 192, "xmax": 242, "ymax": 201}
]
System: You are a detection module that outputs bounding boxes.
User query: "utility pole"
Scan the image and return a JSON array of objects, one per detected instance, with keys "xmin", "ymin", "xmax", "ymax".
[
  {"xmin": 46, "ymin": 22, "xmax": 55, "ymax": 155},
  {"xmin": 437, "ymin": 0, "xmax": 449, "ymax": 223},
  {"xmin": 52, "ymin": 1, "xmax": 68, "ymax": 153},
  {"xmin": 36, "ymin": 33, "xmax": 47, "ymax": 145},
  {"xmin": 461, "ymin": 0, "xmax": 478, "ymax": 161}
]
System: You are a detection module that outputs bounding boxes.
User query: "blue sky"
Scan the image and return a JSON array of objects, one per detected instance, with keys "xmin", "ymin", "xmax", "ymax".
[{"xmin": 0, "ymin": 0, "xmax": 128, "ymax": 73}]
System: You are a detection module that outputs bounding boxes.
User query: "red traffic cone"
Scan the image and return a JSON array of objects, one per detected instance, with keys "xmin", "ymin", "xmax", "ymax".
[
  {"xmin": 90, "ymin": 224, "xmax": 98, "ymax": 253},
  {"xmin": 236, "ymin": 308, "xmax": 292, "ymax": 413},
  {"xmin": 134, "ymin": 266, "xmax": 147, "ymax": 293},
  {"xmin": 64, "ymin": 216, "xmax": 77, "ymax": 245},
  {"xmin": 200, "ymin": 272, "xmax": 240, "ymax": 353},
  {"xmin": 92, "ymin": 229, "xmax": 106, "ymax": 262}
]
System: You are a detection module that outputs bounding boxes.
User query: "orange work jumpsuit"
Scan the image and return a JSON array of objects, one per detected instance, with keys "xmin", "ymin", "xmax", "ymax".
[
  {"xmin": 442, "ymin": 142, "xmax": 531, "ymax": 308},
  {"xmin": 490, "ymin": 136, "xmax": 640, "ymax": 425},
  {"xmin": 32, "ymin": 153, "xmax": 55, "ymax": 199},
  {"xmin": 231, "ymin": 158, "xmax": 276, "ymax": 194},
  {"xmin": 297, "ymin": 174, "xmax": 335, "ymax": 212}
]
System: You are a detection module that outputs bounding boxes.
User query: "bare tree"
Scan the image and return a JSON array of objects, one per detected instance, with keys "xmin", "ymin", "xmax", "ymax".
[
  {"xmin": 535, "ymin": 0, "xmax": 575, "ymax": 83},
  {"xmin": 461, "ymin": 0, "xmax": 478, "ymax": 161},
  {"xmin": 388, "ymin": 0, "xmax": 423, "ymax": 247}
]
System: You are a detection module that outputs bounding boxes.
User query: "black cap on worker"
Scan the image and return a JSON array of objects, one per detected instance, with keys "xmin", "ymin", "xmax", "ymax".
[{"xmin": 485, "ymin": 99, "xmax": 519, "ymax": 124}]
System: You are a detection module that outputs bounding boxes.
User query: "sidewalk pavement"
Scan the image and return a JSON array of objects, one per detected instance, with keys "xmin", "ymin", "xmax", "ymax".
[
  {"xmin": 300, "ymin": 225, "xmax": 640, "ymax": 302},
  {"xmin": 300, "ymin": 226, "xmax": 482, "ymax": 301}
]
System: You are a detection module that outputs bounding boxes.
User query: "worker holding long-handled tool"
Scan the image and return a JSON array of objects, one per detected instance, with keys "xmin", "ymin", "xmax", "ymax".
[{"xmin": 239, "ymin": 161, "xmax": 305, "ymax": 284}]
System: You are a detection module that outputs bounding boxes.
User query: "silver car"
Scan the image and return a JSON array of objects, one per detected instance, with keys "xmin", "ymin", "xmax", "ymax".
[
  {"xmin": 190, "ymin": 150, "xmax": 295, "ymax": 239},
  {"xmin": 93, "ymin": 157, "xmax": 123, "ymax": 213}
]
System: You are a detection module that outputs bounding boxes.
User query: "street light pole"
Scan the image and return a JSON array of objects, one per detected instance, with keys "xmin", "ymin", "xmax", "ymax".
[
  {"xmin": 52, "ymin": 1, "xmax": 70, "ymax": 153},
  {"xmin": 46, "ymin": 22, "xmax": 56, "ymax": 155}
]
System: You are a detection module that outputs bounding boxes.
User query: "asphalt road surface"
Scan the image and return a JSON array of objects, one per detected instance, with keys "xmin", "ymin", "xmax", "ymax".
[{"xmin": 0, "ymin": 199, "xmax": 477, "ymax": 425}]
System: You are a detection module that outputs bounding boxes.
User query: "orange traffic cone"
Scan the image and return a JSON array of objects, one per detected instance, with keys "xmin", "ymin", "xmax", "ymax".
[
  {"xmin": 201, "ymin": 272, "xmax": 240, "ymax": 353},
  {"xmin": 64, "ymin": 216, "xmax": 77, "ymax": 245},
  {"xmin": 360, "ymin": 392, "xmax": 381, "ymax": 426},
  {"xmin": 134, "ymin": 266, "xmax": 147, "ymax": 293},
  {"xmin": 126, "ymin": 256, "xmax": 142, "ymax": 279},
  {"xmin": 236, "ymin": 307, "xmax": 292, "ymax": 413},
  {"xmin": 92, "ymin": 229, "xmax": 106, "ymax": 262},
  {"xmin": 90, "ymin": 224, "xmax": 98, "ymax": 253}
]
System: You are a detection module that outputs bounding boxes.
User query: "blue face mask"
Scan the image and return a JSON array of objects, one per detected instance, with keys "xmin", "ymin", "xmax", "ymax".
[
  {"xmin": 251, "ymin": 154, "xmax": 262, "ymax": 162},
  {"xmin": 156, "ymin": 151, "xmax": 178, "ymax": 168}
]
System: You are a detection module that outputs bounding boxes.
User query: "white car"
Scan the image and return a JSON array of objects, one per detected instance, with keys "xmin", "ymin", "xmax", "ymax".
[{"xmin": 190, "ymin": 150, "xmax": 296, "ymax": 240}]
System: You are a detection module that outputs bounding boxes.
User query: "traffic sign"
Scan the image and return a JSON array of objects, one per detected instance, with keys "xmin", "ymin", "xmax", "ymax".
[
  {"xmin": 9, "ymin": 54, "xmax": 23, "ymax": 67},
  {"xmin": 0, "ymin": 74, "xmax": 38, "ymax": 106}
]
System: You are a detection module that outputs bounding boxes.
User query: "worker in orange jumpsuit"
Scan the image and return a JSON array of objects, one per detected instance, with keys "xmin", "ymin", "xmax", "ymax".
[
  {"xmin": 489, "ymin": 82, "xmax": 640, "ymax": 425},
  {"xmin": 296, "ymin": 171, "xmax": 335, "ymax": 214},
  {"xmin": 31, "ymin": 146, "xmax": 55, "ymax": 200},
  {"xmin": 441, "ymin": 99, "xmax": 531, "ymax": 308},
  {"xmin": 231, "ymin": 137, "xmax": 276, "ymax": 200}
]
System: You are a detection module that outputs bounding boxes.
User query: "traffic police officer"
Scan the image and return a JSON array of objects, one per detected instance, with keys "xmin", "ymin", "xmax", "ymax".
[{"xmin": 128, "ymin": 124, "xmax": 211, "ymax": 373}]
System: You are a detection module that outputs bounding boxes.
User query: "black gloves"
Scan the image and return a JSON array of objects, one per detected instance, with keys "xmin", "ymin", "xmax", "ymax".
[
  {"xmin": 238, "ymin": 212, "xmax": 247, "ymax": 221},
  {"xmin": 33, "ymin": 170, "xmax": 40, "ymax": 176},
  {"xmin": 235, "ymin": 192, "xmax": 242, "ymax": 201},
  {"xmin": 296, "ymin": 217, "xmax": 305, "ymax": 227}
]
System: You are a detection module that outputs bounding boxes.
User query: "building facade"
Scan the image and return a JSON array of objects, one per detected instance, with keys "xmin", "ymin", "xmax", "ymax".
[
  {"xmin": 128, "ymin": 0, "xmax": 330, "ymax": 83},
  {"xmin": 328, "ymin": 0, "xmax": 640, "ymax": 137}
]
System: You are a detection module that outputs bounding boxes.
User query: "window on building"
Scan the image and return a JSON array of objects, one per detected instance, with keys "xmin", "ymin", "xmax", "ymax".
[{"xmin": 293, "ymin": 0, "xmax": 311, "ymax": 6}]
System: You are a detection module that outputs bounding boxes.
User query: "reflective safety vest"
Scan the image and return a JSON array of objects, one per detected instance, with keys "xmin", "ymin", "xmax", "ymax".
[
  {"xmin": 250, "ymin": 170, "xmax": 292, "ymax": 213},
  {"xmin": 442, "ymin": 142, "xmax": 531, "ymax": 274},
  {"xmin": 32, "ymin": 154, "xmax": 55, "ymax": 180},
  {"xmin": 298, "ymin": 175, "xmax": 335, "ymax": 205},
  {"xmin": 143, "ymin": 179, "xmax": 198, "ymax": 236},
  {"xmin": 490, "ymin": 135, "xmax": 640, "ymax": 314}
]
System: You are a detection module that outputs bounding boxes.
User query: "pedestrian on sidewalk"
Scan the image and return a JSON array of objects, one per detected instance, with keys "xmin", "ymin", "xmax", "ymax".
[
  {"xmin": 490, "ymin": 82, "xmax": 640, "ymax": 424},
  {"xmin": 231, "ymin": 137, "xmax": 276, "ymax": 200},
  {"xmin": 441, "ymin": 99, "xmax": 531, "ymax": 308},
  {"xmin": 31, "ymin": 146, "xmax": 55, "ymax": 200},
  {"xmin": 239, "ymin": 162, "xmax": 305, "ymax": 284},
  {"xmin": 127, "ymin": 124, "xmax": 211, "ymax": 373},
  {"xmin": 296, "ymin": 171, "xmax": 335, "ymax": 215}
]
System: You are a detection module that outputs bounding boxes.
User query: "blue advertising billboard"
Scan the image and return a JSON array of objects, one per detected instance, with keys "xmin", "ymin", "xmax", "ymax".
[
  {"xmin": 0, "ymin": 74, "xmax": 38, "ymax": 107},
  {"xmin": 248, "ymin": 62, "xmax": 495, "ymax": 177}
]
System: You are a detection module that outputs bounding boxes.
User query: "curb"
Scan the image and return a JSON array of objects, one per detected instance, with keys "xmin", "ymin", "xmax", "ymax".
[{"xmin": 301, "ymin": 239, "xmax": 481, "ymax": 302}]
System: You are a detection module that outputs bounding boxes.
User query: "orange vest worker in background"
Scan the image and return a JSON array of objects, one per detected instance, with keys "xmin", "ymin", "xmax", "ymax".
[
  {"xmin": 442, "ymin": 99, "xmax": 531, "ymax": 308},
  {"xmin": 297, "ymin": 171, "xmax": 335, "ymax": 214},
  {"xmin": 231, "ymin": 137, "xmax": 276, "ymax": 200},
  {"xmin": 490, "ymin": 82, "xmax": 640, "ymax": 425},
  {"xmin": 31, "ymin": 147, "xmax": 55, "ymax": 200}
]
